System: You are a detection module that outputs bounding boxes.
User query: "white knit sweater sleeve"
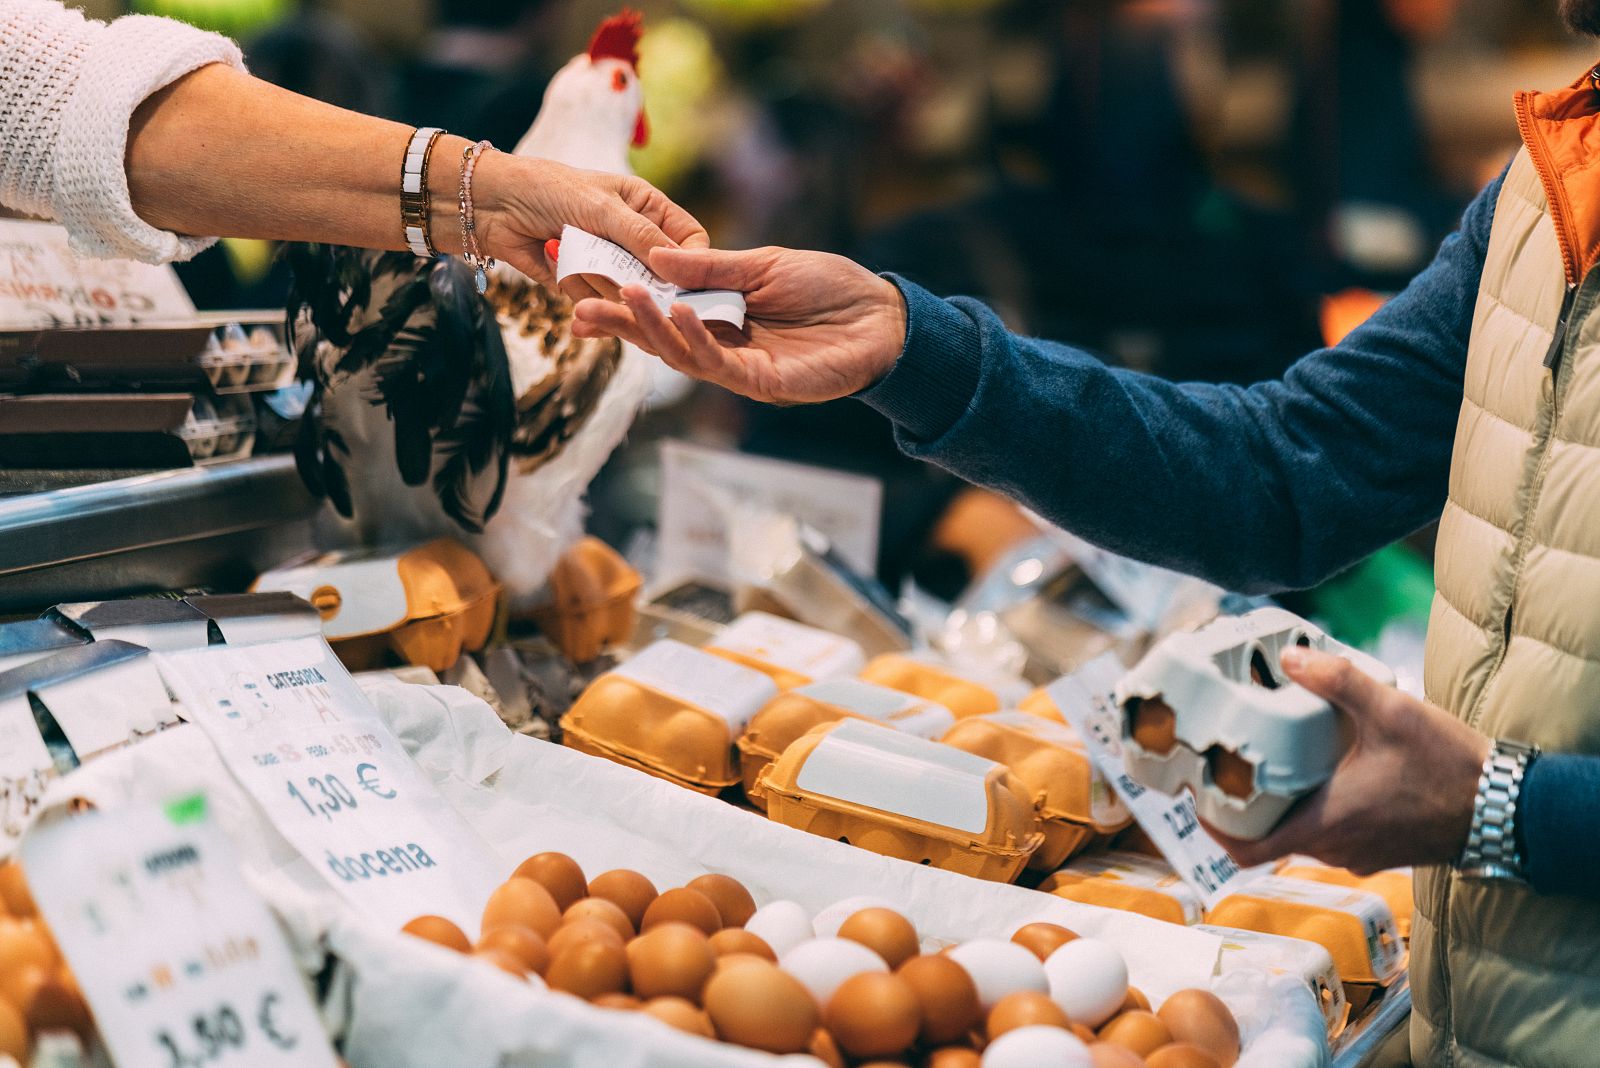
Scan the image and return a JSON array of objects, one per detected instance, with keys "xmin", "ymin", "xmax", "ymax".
[{"xmin": 0, "ymin": 0, "xmax": 244, "ymax": 263}]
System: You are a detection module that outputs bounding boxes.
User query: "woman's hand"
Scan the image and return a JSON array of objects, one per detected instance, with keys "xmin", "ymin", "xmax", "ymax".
[
  {"xmin": 571, "ymin": 246, "xmax": 908, "ymax": 404},
  {"xmin": 472, "ymin": 153, "xmax": 708, "ymax": 300},
  {"xmin": 1204, "ymin": 646, "xmax": 1491, "ymax": 875}
]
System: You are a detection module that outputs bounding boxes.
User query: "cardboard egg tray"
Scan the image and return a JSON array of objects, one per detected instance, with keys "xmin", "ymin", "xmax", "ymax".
[
  {"xmin": 1116, "ymin": 607, "xmax": 1395, "ymax": 840},
  {"xmin": 704, "ymin": 610, "xmax": 865, "ymax": 691},
  {"xmin": 858, "ymin": 652, "xmax": 1005, "ymax": 719},
  {"xmin": 255, "ymin": 539, "xmax": 500, "ymax": 673},
  {"xmin": 1037, "ymin": 851, "xmax": 1206, "ymax": 926},
  {"xmin": 1278, "ymin": 860, "xmax": 1414, "ymax": 941},
  {"xmin": 1198, "ymin": 922, "xmax": 1350, "ymax": 1041},
  {"xmin": 1204, "ymin": 874, "xmax": 1407, "ymax": 988},
  {"xmin": 735, "ymin": 678, "xmax": 954, "ymax": 808},
  {"xmin": 941, "ymin": 711, "xmax": 1132, "ymax": 871},
  {"xmin": 560, "ymin": 639, "xmax": 778, "ymax": 794},
  {"xmin": 194, "ymin": 314, "xmax": 295, "ymax": 394},
  {"xmin": 758, "ymin": 717, "xmax": 1044, "ymax": 882}
]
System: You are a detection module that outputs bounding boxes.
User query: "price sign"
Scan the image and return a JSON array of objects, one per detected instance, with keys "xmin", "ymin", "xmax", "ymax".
[
  {"xmin": 154, "ymin": 638, "xmax": 502, "ymax": 934},
  {"xmin": 0, "ymin": 219, "xmax": 195, "ymax": 327},
  {"xmin": 1048, "ymin": 654, "xmax": 1263, "ymax": 907},
  {"xmin": 21, "ymin": 798, "xmax": 339, "ymax": 1068}
]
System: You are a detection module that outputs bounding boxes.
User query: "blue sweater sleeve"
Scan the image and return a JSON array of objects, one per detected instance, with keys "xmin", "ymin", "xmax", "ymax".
[
  {"xmin": 859, "ymin": 172, "xmax": 1504, "ymax": 595},
  {"xmin": 1519, "ymin": 754, "xmax": 1600, "ymax": 897}
]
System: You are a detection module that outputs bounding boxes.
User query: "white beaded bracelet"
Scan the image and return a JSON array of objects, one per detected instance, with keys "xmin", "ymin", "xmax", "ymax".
[
  {"xmin": 457, "ymin": 140, "xmax": 497, "ymax": 293},
  {"xmin": 400, "ymin": 126, "xmax": 445, "ymax": 257}
]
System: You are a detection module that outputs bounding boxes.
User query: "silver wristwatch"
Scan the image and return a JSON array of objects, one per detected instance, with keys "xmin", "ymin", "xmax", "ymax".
[{"xmin": 1456, "ymin": 738, "xmax": 1539, "ymax": 882}]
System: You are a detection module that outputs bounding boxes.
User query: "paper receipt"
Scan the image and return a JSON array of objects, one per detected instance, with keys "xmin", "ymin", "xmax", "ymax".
[{"xmin": 554, "ymin": 226, "xmax": 747, "ymax": 328}]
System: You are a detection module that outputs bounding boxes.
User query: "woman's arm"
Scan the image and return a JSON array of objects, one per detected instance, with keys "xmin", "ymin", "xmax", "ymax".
[
  {"xmin": 125, "ymin": 65, "xmax": 702, "ymax": 283},
  {"xmin": 0, "ymin": 0, "xmax": 702, "ymax": 274}
]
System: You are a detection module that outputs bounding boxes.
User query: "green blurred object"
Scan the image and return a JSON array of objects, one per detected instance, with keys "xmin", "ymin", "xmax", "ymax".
[
  {"xmin": 629, "ymin": 18, "xmax": 724, "ymax": 192},
  {"xmin": 1305, "ymin": 542, "xmax": 1434, "ymax": 650},
  {"xmin": 134, "ymin": 0, "xmax": 289, "ymax": 38},
  {"xmin": 679, "ymin": 0, "xmax": 831, "ymax": 30},
  {"xmin": 163, "ymin": 792, "xmax": 208, "ymax": 826}
]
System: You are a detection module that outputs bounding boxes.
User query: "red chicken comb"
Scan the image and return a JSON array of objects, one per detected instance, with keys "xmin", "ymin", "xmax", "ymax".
[{"xmin": 587, "ymin": 9, "xmax": 643, "ymax": 70}]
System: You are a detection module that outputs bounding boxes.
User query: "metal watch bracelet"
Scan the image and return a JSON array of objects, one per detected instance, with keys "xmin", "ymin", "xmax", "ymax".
[{"xmin": 1457, "ymin": 738, "xmax": 1539, "ymax": 882}]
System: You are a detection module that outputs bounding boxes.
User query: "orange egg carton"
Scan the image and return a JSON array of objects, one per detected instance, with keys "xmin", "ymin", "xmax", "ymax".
[
  {"xmin": 758, "ymin": 718, "xmax": 1043, "ymax": 882},
  {"xmin": 940, "ymin": 712, "xmax": 1131, "ymax": 871},
  {"xmin": 1036, "ymin": 851, "xmax": 1204, "ymax": 925},
  {"xmin": 560, "ymin": 639, "xmax": 779, "ymax": 794},
  {"xmin": 1016, "ymin": 687, "xmax": 1068, "ymax": 725},
  {"xmin": 1278, "ymin": 860, "xmax": 1414, "ymax": 940},
  {"xmin": 1197, "ymin": 922, "xmax": 1350, "ymax": 1041},
  {"xmin": 254, "ymin": 539, "xmax": 500, "ymax": 672},
  {"xmin": 735, "ymin": 678, "xmax": 955, "ymax": 809},
  {"xmin": 858, "ymin": 653, "xmax": 1003, "ymax": 719},
  {"xmin": 527, "ymin": 537, "xmax": 641, "ymax": 663},
  {"xmin": 1203, "ymin": 875, "xmax": 1407, "ymax": 987},
  {"xmin": 705, "ymin": 611, "xmax": 866, "ymax": 691}
]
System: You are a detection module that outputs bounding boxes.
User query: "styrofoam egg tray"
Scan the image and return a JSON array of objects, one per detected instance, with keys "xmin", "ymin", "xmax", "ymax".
[{"xmin": 1115, "ymin": 607, "xmax": 1394, "ymax": 840}]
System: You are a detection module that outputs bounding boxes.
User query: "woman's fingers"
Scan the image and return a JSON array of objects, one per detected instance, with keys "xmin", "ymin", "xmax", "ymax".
[{"xmin": 623, "ymin": 179, "xmax": 710, "ymax": 250}]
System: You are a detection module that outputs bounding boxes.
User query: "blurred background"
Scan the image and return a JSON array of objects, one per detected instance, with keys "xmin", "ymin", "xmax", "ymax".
[{"xmin": 60, "ymin": 0, "xmax": 1600, "ymax": 616}]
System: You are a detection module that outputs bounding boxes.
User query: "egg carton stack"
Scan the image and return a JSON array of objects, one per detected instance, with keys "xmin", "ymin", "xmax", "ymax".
[{"xmin": 180, "ymin": 314, "xmax": 295, "ymax": 465}]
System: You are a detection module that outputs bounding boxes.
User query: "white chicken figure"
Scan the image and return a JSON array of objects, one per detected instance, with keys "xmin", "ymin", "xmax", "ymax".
[
  {"xmin": 286, "ymin": 11, "xmax": 656, "ymax": 612},
  {"xmin": 476, "ymin": 10, "xmax": 654, "ymax": 610}
]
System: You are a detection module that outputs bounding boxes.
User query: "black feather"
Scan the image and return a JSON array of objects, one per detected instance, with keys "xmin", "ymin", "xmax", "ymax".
[{"xmin": 431, "ymin": 288, "xmax": 514, "ymax": 532}]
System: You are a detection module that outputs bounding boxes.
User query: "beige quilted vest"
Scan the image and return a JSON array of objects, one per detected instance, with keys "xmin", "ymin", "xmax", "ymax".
[{"xmin": 1414, "ymin": 133, "xmax": 1600, "ymax": 1066}]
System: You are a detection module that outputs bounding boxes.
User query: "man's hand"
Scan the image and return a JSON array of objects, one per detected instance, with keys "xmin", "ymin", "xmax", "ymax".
[
  {"xmin": 473, "ymin": 156, "xmax": 708, "ymax": 302},
  {"xmin": 1204, "ymin": 646, "xmax": 1491, "ymax": 875},
  {"xmin": 570, "ymin": 246, "xmax": 908, "ymax": 404}
]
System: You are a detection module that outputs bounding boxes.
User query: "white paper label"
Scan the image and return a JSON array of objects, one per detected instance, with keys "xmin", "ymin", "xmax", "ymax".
[
  {"xmin": 36, "ymin": 658, "xmax": 180, "ymax": 760},
  {"xmin": 0, "ymin": 696, "xmax": 53, "ymax": 848},
  {"xmin": 22, "ymin": 800, "xmax": 339, "ymax": 1068},
  {"xmin": 0, "ymin": 219, "xmax": 196, "ymax": 327},
  {"xmin": 608, "ymin": 640, "xmax": 778, "ymax": 730},
  {"xmin": 1048, "ymin": 654, "xmax": 1263, "ymax": 908},
  {"xmin": 555, "ymin": 226, "xmax": 746, "ymax": 326},
  {"xmin": 712, "ymin": 612, "xmax": 865, "ymax": 681},
  {"xmin": 154, "ymin": 638, "xmax": 501, "ymax": 934},
  {"xmin": 658, "ymin": 440, "xmax": 883, "ymax": 581}
]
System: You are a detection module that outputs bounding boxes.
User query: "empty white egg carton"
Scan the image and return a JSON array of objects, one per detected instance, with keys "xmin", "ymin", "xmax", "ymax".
[{"xmin": 1116, "ymin": 607, "xmax": 1394, "ymax": 840}]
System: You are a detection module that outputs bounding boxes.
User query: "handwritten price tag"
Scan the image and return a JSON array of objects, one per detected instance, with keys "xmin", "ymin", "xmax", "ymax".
[
  {"xmin": 154, "ymin": 638, "xmax": 501, "ymax": 934},
  {"xmin": 1048, "ymin": 653, "xmax": 1262, "ymax": 908},
  {"xmin": 21, "ymin": 798, "xmax": 338, "ymax": 1068}
]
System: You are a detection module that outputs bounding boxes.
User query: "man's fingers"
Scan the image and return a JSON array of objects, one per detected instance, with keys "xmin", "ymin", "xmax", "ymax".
[
  {"xmin": 1280, "ymin": 647, "xmax": 1385, "ymax": 718},
  {"xmin": 620, "ymin": 286, "xmax": 693, "ymax": 365},
  {"xmin": 559, "ymin": 276, "xmax": 609, "ymax": 305},
  {"xmin": 649, "ymin": 246, "xmax": 768, "ymax": 293},
  {"xmin": 572, "ymin": 300, "xmax": 653, "ymax": 349}
]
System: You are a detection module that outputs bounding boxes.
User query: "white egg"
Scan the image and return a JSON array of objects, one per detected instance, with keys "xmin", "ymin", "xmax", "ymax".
[
  {"xmin": 811, "ymin": 895, "xmax": 899, "ymax": 938},
  {"xmin": 1043, "ymin": 937, "xmax": 1129, "ymax": 1027},
  {"xmin": 981, "ymin": 1025, "xmax": 1091, "ymax": 1067},
  {"xmin": 778, "ymin": 938, "xmax": 887, "ymax": 1004},
  {"xmin": 946, "ymin": 939, "xmax": 1048, "ymax": 1011},
  {"xmin": 745, "ymin": 900, "xmax": 815, "ymax": 957}
]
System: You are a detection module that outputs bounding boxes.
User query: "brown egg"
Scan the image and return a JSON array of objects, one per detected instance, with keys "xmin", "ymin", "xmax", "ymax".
[
  {"xmin": 1010, "ymin": 922, "xmax": 1079, "ymax": 962},
  {"xmin": 708, "ymin": 928, "xmax": 776, "ymax": 960},
  {"xmin": 642, "ymin": 887, "xmax": 722, "ymax": 935},
  {"xmin": 0, "ymin": 864, "xmax": 37, "ymax": 919},
  {"xmin": 713, "ymin": 952, "xmax": 773, "ymax": 975},
  {"xmin": 897, "ymin": 953, "xmax": 982, "ymax": 1046},
  {"xmin": 1129, "ymin": 697, "xmax": 1178, "ymax": 754},
  {"xmin": 642, "ymin": 996, "xmax": 716, "ymax": 1038},
  {"xmin": 593, "ymin": 992, "xmax": 643, "ymax": 1010},
  {"xmin": 926, "ymin": 1048, "xmax": 983, "ymax": 1068},
  {"xmin": 0, "ymin": 963, "xmax": 46, "ymax": 1013},
  {"xmin": 1157, "ymin": 990, "xmax": 1240, "ymax": 1068},
  {"xmin": 472, "ymin": 947, "xmax": 530, "ymax": 980},
  {"xmin": 0, "ymin": 918, "xmax": 54, "ymax": 976},
  {"xmin": 548, "ymin": 918, "xmax": 626, "ymax": 959},
  {"xmin": 702, "ymin": 959, "xmax": 817, "ymax": 1053},
  {"xmin": 564, "ymin": 897, "xmax": 635, "ymax": 941},
  {"xmin": 0, "ymin": 998, "xmax": 25, "ymax": 1061},
  {"xmin": 839, "ymin": 908, "xmax": 920, "ymax": 970},
  {"xmin": 808, "ymin": 1028, "xmax": 847, "ymax": 1068},
  {"xmin": 587, "ymin": 870, "xmax": 658, "ymax": 930},
  {"xmin": 628, "ymin": 922, "xmax": 717, "ymax": 1001},
  {"xmin": 1147, "ymin": 1044, "xmax": 1221, "ymax": 1068},
  {"xmin": 1072, "ymin": 1023, "xmax": 1099, "ymax": 1044},
  {"xmin": 546, "ymin": 941, "xmax": 628, "ymax": 1000},
  {"xmin": 1099, "ymin": 1011, "xmax": 1172, "ymax": 1056},
  {"xmin": 1122, "ymin": 987, "xmax": 1152, "ymax": 1014},
  {"xmin": 477, "ymin": 925, "xmax": 551, "ymax": 976},
  {"xmin": 482, "ymin": 878, "xmax": 562, "ymax": 939},
  {"xmin": 513, "ymin": 852, "xmax": 588, "ymax": 912},
  {"xmin": 401, "ymin": 915, "xmax": 471, "ymax": 954},
  {"xmin": 686, "ymin": 874, "xmax": 757, "ymax": 928},
  {"xmin": 1090, "ymin": 1043, "xmax": 1150, "ymax": 1068},
  {"xmin": 1207, "ymin": 747, "xmax": 1255, "ymax": 800},
  {"xmin": 987, "ymin": 990, "xmax": 1071, "ymax": 1040},
  {"xmin": 825, "ymin": 972, "xmax": 921, "ymax": 1060}
]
